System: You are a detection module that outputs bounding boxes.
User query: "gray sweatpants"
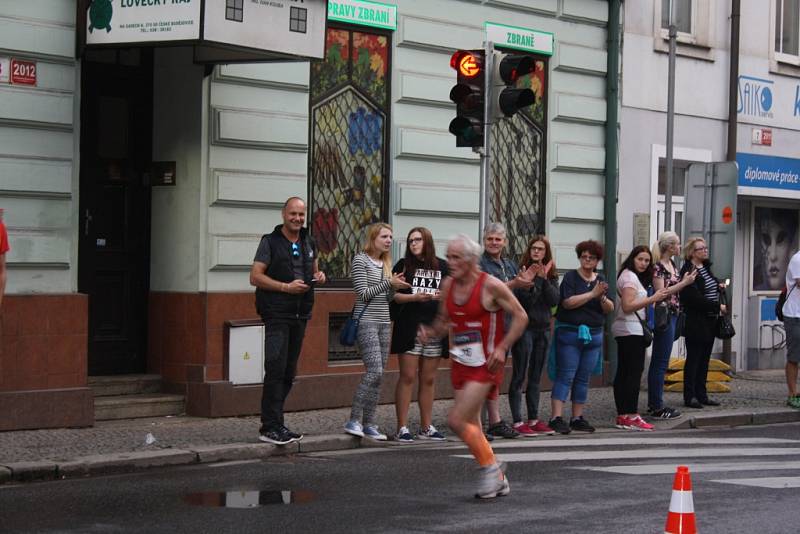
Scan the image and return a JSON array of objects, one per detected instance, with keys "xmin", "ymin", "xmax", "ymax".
[{"xmin": 350, "ymin": 321, "xmax": 391, "ymax": 426}]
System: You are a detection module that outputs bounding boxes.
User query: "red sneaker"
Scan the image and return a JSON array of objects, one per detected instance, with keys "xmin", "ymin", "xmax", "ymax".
[
  {"xmin": 626, "ymin": 415, "xmax": 654, "ymax": 432},
  {"xmin": 512, "ymin": 421, "xmax": 537, "ymax": 438},
  {"xmin": 615, "ymin": 416, "xmax": 630, "ymax": 430},
  {"xmin": 528, "ymin": 420, "xmax": 556, "ymax": 436}
]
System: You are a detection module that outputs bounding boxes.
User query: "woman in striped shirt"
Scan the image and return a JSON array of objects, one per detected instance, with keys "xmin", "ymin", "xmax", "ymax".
[
  {"xmin": 344, "ymin": 223, "xmax": 410, "ymax": 441},
  {"xmin": 679, "ymin": 237, "xmax": 727, "ymax": 409}
]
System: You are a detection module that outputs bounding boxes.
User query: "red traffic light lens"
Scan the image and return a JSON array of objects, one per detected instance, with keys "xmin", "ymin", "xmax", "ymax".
[{"xmin": 450, "ymin": 51, "xmax": 481, "ymax": 77}]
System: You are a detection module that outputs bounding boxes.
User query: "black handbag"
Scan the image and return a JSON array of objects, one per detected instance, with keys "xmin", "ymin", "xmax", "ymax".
[
  {"xmin": 716, "ymin": 289, "xmax": 735, "ymax": 340},
  {"xmin": 654, "ymin": 301, "xmax": 670, "ymax": 332},
  {"xmin": 339, "ymin": 305, "xmax": 367, "ymax": 347},
  {"xmin": 634, "ymin": 309, "xmax": 654, "ymax": 347},
  {"xmin": 673, "ymin": 311, "xmax": 686, "ymax": 341}
]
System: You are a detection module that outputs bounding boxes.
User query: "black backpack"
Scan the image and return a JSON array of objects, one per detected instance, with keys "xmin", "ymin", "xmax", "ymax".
[{"xmin": 776, "ymin": 284, "xmax": 795, "ymax": 322}]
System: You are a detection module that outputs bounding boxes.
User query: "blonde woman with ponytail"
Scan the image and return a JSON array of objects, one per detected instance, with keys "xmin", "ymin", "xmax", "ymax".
[
  {"xmin": 345, "ymin": 223, "xmax": 410, "ymax": 440},
  {"xmin": 648, "ymin": 231, "xmax": 697, "ymax": 419}
]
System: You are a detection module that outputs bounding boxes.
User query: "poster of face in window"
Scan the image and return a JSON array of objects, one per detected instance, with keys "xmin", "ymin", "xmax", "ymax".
[{"xmin": 752, "ymin": 206, "xmax": 799, "ymax": 293}]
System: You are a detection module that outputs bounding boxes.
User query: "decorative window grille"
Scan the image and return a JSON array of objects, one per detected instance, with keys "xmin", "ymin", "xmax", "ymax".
[
  {"xmin": 490, "ymin": 58, "xmax": 548, "ymax": 263},
  {"xmin": 309, "ymin": 28, "xmax": 391, "ymax": 282}
]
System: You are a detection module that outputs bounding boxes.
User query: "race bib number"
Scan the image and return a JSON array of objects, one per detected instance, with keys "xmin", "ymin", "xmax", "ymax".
[{"xmin": 450, "ymin": 330, "xmax": 486, "ymax": 367}]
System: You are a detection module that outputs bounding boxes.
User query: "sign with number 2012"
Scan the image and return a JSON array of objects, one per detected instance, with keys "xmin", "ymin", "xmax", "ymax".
[{"xmin": 10, "ymin": 59, "xmax": 36, "ymax": 86}]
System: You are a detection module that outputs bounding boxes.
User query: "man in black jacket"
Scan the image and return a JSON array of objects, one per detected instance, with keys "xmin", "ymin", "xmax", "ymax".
[{"xmin": 250, "ymin": 197, "xmax": 326, "ymax": 445}]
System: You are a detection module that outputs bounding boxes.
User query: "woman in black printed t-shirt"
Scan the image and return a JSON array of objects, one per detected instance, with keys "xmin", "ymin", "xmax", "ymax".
[{"xmin": 391, "ymin": 227, "xmax": 449, "ymax": 443}]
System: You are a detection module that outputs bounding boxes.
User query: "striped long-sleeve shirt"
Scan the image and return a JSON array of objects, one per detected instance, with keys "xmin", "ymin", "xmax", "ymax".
[{"xmin": 351, "ymin": 252, "xmax": 394, "ymax": 323}]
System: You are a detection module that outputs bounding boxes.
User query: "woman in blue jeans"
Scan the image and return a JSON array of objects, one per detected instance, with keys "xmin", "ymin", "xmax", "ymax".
[
  {"xmin": 649, "ymin": 232, "xmax": 697, "ymax": 419},
  {"xmin": 548, "ymin": 240, "xmax": 615, "ymax": 435}
]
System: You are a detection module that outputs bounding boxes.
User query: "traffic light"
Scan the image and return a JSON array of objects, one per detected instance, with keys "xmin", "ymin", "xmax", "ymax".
[
  {"xmin": 492, "ymin": 52, "xmax": 535, "ymax": 119},
  {"xmin": 448, "ymin": 49, "xmax": 485, "ymax": 147}
]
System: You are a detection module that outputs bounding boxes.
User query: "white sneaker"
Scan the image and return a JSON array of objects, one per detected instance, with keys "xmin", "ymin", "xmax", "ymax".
[
  {"xmin": 417, "ymin": 424, "xmax": 446, "ymax": 441},
  {"xmin": 475, "ymin": 463, "xmax": 510, "ymax": 499},
  {"xmin": 363, "ymin": 425, "xmax": 388, "ymax": 441},
  {"xmin": 344, "ymin": 420, "xmax": 364, "ymax": 438}
]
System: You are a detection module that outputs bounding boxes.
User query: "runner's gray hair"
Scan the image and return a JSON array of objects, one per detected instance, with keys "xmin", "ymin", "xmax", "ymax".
[
  {"xmin": 449, "ymin": 234, "xmax": 482, "ymax": 261},
  {"xmin": 483, "ymin": 222, "xmax": 506, "ymax": 237}
]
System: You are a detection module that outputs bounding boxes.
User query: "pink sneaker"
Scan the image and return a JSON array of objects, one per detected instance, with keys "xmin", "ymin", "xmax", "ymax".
[
  {"xmin": 626, "ymin": 415, "xmax": 654, "ymax": 432},
  {"xmin": 615, "ymin": 416, "xmax": 630, "ymax": 429},
  {"xmin": 512, "ymin": 421, "xmax": 537, "ymax": 438},
  {"xmin": 528, "ymin": 420, "xmax": 556, "ymax": 436}
]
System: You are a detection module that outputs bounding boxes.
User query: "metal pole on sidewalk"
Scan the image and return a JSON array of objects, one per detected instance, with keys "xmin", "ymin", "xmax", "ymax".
[
  {"xmin": 665, "ymin": 0, "xmax": 677, "ymax": 232},
  {"xmin": 478, "ymin": 41, "xmax": 495, "ymax": 241}
]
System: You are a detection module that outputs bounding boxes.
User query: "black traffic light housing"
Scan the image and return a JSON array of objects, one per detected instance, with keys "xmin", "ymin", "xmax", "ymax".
[
  {"xmin": 449, "ymin": 49, "xmax": 485, "ymax": 147},
  {"xmin": 493, "ymin": 53, "xmax": 536, "ymax": 118}
]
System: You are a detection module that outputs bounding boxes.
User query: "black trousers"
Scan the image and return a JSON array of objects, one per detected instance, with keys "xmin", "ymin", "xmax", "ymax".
[
  {"xmin": 683, "ymin": 336, "xmax": 715, "ymax": 402},
  {"xmin": 613, "ymin": 335, "xmax": 647, "ymax": 415},
  {"xmin": 260, "ymin": 319, "xmax": 308, "ymax": 430}
]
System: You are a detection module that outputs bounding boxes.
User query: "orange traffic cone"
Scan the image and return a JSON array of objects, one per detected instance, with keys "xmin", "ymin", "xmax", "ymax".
[{"xmin": 664, "ymin": 465, "xmax": 697, "ymax": 534}]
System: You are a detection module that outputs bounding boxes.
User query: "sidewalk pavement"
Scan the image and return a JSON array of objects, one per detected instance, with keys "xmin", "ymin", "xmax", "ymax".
[{"xmin": 2, "ymin": 370, "xmax": 799, "ymax": 484}]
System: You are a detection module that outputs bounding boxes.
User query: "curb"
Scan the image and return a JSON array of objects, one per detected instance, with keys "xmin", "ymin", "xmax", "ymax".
[
  {"xmin": 1, "ymin": 411, "xmax": 798, "ymax": 484},
  {"xmin": 0, "ymin": 434, "xmax": 379, "ymax": 484}
]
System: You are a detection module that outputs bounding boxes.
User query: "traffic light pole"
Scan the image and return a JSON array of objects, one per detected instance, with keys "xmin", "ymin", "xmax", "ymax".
[{"xmin": 478, "ymin": 41, "xmax": 495, "ymax": 241}]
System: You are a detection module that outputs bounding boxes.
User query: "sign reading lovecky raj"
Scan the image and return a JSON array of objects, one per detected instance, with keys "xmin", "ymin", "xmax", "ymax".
[{"xmin": 85, "ymin": 0, "xmax": 201, "ymax": 45}]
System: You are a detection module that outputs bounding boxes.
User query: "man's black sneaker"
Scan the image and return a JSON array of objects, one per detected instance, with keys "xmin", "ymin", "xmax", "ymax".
[
  {"xmin": 487, "ymin": 420, "xmax": 520, "ymax": 439},
  {"xmin": 282, "ymin": 425, "xmax": 303, "ymax": 442},
  {"xmin": 569, "ymin": 416, "xmax": 595, "ymax": 433},
  {"xmin": 548, "ymin": 416, "xmax": 571, "ymax": 435},
  {"xmin": 648, "ymin": 406, "xmax": 682, "ymax": 419},
  {"xmin": 259, "ymin": 426, "xmax": 293, "ymax": 445}
]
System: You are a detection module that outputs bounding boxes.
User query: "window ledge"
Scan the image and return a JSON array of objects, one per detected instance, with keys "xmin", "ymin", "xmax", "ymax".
[
  {"xmin": 769, "ymin": 58, "xmax": 800, "ymax": 79},
  {"xmin": 653, "ymin": 35, "xmax": 714, "ymax": 62}
]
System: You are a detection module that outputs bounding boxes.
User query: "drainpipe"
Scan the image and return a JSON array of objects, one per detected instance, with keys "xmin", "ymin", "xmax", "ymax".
[
  {"xmin": 605, "ymin": 0, "xmax": 622, "ymax": 376},
  {"xmin": 723, "ymin": 0, "xmax": 740, "ymax": 365}
]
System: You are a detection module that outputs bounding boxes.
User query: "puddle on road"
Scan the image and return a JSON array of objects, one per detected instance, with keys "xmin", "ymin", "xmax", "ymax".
[{"xmin": 183, "ymin": 490, "xmax": 315, "ymax": 508}]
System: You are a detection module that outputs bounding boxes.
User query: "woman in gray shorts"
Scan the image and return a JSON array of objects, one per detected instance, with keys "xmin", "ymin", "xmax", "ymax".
[{"xmin": 391, "ymin": 227, "xmax": 449, "ymax": 443}]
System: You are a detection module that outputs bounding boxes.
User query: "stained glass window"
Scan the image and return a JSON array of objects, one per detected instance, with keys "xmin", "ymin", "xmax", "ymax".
[
  {"xmin": 309, "ymin": 27, "xmax": 390, "ymax": 281},
  {"xmin": 491, "ymin": 58, "xmax": 548, "ymax": 263}
]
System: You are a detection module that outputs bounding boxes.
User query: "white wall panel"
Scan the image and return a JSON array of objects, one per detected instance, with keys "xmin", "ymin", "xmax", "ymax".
[
  {"xmin": 554, "ymin": 94, "xmax": 606, "ymax": 124},
  {"xmin": 0, "ymin": 17, "xmax": 74, "ymax": 59},
  {"xmin": 396, "ymin": 181, "xmax": 479, "ymax": 217},
  {"xmin": 398, "ymin": 15, "xmax": 482, "ymax": 52},
  {"xmin": 213, "ymin": 107, "xmax": 308, "ymax": 151},
  {"xmin": 0, "ymin": 85, "xmax": 73, "ymax": 126},
  {"xmin": 211, "ymin": 168, "xmax": 306, "ymax": 208},
  {"xmin": 0, "ymin": 156, "xmax": 72, "ymax": 197},
  {"xmin": 552, "ymin": 143, "xmax": 605, "ymax": 172},
  {"xmin": 555, "ymin": 43, "xmax": 607, "ymax": 75},
  {"xmin": 395, "ymin": 126, "xmax": 480, "ymax": 163},
  {"xmin": 217, "ymin": 62, "xmax": 310, "ymax": 90}
]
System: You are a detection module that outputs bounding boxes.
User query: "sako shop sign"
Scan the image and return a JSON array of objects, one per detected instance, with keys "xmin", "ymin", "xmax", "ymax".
[
  {"xmin": 485, "ymin": 22, "xmax": 554, "ymax": 56},
  {"xmin": 737, "ymin": 153, "xmax": 800, "ymax": 195},
  {"xmin": 738, "ymin": 75, "xmax": 774, "ymax": 119},
  {"xmin": 327, "ymin": 0, "xmax": 397, "ymax": 30},
  {"xmin": 80, "ymin": 0, "xmax": 327, "ymax": 61}
]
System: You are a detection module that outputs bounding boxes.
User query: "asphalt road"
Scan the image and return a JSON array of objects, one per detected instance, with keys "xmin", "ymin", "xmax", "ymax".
[{"xmin": 2, "ymin": 423, "xmax": 799, "ymax": 533}]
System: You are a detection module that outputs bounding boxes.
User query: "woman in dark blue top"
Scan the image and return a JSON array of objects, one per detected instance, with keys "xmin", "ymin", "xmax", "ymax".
[{"xmin": 548, "ymin": 240, "xmax": 615, "ymax": 434}]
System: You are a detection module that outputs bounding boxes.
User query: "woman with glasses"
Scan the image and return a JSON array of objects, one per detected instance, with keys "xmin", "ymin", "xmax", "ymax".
[
  {"xmin": 390, "ymin": 227, "xmax": 449, "ymax": 443},
  {"xmin": 612, "ymin": 246, "xmax": 669, "ymax": 431},
  {"xmin": 345, "ymin": 223, "xmax": 411, "ymax": 440},
  {"xmin": 648, "ymin": 232, "xmax": 697, "ymax": 419},
  {"xmin": 679, "ymin": 237, "xmax": 726, "ymax": 409},
  {"xmin": 548, "ymin": 240, "xmax": 615, "ymax": 434},
  {"xmin": 509, "ymin": 235, "xmax": 560, "ymax": 437}
]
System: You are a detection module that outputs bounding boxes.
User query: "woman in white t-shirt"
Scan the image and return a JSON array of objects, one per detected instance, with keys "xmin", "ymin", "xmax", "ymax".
[{"xmin": 612, "ymin": 246, "xmax": 669, "ymax": 431}]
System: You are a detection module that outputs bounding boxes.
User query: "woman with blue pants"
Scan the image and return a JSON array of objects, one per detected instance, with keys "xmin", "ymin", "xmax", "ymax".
[
  {"xmin": 548, "ymin": 240, "xmax": 615, "ymax": 435},
  {"xmin": 649, "ymin": 232, "xmax": 696, "ymax": 419}
]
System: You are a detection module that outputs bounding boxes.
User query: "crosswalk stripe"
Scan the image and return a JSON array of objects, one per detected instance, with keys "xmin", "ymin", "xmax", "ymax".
[
  {"xmin": 710, "ymin": 476, "xmax": 800, "ymax": 489},
  {"xmin": 487, "ymin": 437, "xmax": 798, "ymax": 449},
  {"xmin": 452, "ymin": 447, "xmax": 800, "ymax": 462},
  {"xmin": 574, "ymin": 460, "xmax": 800, "ymax": 475}
]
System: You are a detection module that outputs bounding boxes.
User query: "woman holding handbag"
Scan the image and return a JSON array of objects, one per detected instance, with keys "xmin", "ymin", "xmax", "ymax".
[
  {"xmin": 344, "ymin": 223, "xmax": 410, "ymax": 440},
  {"xmin": 390, "ymin": 227, "xmax": 449, "ymax": 443},
  {"xmin": 649, "ymin": 232, "xmax": 697, "ymax": 419},
  {"xmin": 612, "ymin": 246, "xmax": 669, "ymax": 431},
  {"xmin": 679, "ymin": 237, "xmax": 727, "ymax": 409}
]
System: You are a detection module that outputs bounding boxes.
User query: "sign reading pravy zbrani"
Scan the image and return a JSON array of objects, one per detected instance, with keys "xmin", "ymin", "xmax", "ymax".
[
  {"xmin": 328, "ymin": 0, "xmax": 397, "ymax": 30},
  {"xmin": 485, "ymin": 22, "xmax": 554, "ymax": 56}
]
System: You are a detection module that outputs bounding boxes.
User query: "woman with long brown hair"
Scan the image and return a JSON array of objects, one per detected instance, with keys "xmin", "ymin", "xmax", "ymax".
[
  {"xmin": 391, "ymin": 227, "xmax": 449, "ymax": 443},
  {"xmin": 509, "ymin": 235, "xmax": 560, "ymax": 437}
]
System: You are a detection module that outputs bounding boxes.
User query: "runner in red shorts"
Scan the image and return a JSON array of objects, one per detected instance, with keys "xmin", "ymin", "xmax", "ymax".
[{"xmin": 419, "ymin": 234, "xmax": 528, "ymax": 499}]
